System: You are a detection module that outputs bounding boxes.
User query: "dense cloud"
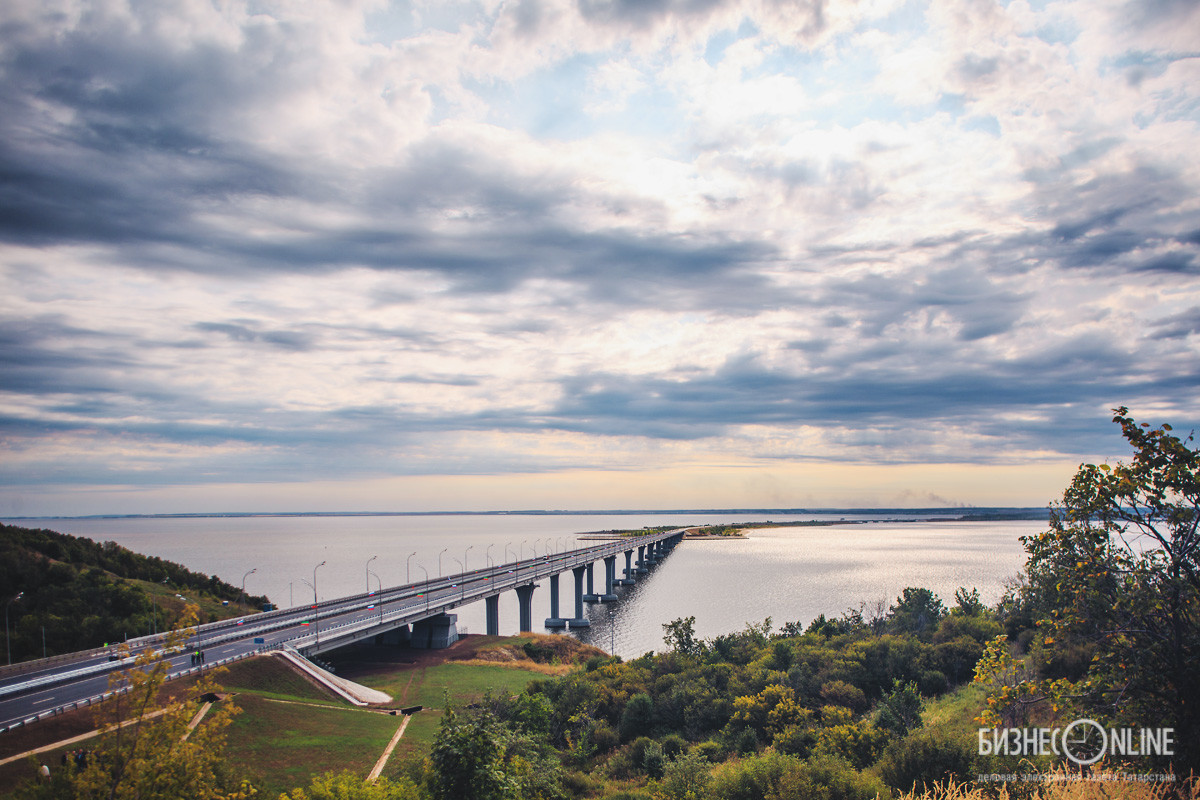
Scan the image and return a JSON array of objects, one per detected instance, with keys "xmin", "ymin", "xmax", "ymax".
[{"xmin": 0, "ymin": 0, "xmax": 1197, "ymax": 511}]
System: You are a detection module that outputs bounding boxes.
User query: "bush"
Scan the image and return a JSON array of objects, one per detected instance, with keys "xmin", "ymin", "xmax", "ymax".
[
  {"xmin": 619, "ymin": 693, "xmax": 654, "ymax": 741},
  {"xmin": 592, "ymin": 721, "xmax": 620, "ymax": 754},
  {"xmin": 690, "ymin": 739, "xmax": 724, "ymax": 763},
  {"xmin": 877, "ymin": 728, "xmax": 977, "ymax": 793},
  {"xmin": 819, "ymin": 680, "xmax": 868, "ymax": 713},
  {"xmin": 773, "ymin": 754, "xmax": 888, "ymax": 800},
  {"xmin": 660, "ymin": 733, "xmax": 686, "ymax": 759},
  {"xmin": 772, "ymin": 724, "xmax": 817, "ymax": 757},
  {"xmin": 918, "ymin": 669, "xmax": 948, "ymax": 695}
]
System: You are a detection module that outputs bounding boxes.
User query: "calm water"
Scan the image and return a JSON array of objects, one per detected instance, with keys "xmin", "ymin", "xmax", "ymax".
[{"xmin": 5, "ymin": 514, "xmax": 1043, "ymax": 657}]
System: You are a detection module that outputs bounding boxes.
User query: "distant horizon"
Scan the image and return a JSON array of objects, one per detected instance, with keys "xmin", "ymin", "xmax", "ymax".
[{"xmin": 2, "ymin": 506, "xmax": 1050, "ymax": 522}]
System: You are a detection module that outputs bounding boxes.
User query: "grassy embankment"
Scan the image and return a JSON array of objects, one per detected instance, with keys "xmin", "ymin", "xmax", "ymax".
[{"xmin": 221, "ymin": 633, "xmax": 603, "ymax": 796}]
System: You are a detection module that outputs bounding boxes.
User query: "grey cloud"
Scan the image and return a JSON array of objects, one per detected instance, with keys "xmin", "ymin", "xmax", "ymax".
[
  {"xmin": 576, "ymin": 0, "xmax": 728, "ymax": 28},
  {"xmin": 1150, "ymin": 307, "xmax": 1200, "ymax": 339},
  {"xmin": 194, "ymin": 322, "xmax": 316, "ymax": 352}
]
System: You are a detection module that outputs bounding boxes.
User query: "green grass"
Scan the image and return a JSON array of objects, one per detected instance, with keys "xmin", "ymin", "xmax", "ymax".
[
  {"xmin": 224, "ymin": 694, "xmax": 401, "ymax": 797},
  {"xmin": 220, "ymin": 655, "xmax": 340, "ymax": 704},
  {"xmin": 358, "ymin": 661, "xmax": 544, "ymax": 709},
  {"xmin": 923, "ymin": 681, "xmax": 988, "ymax": 739}
]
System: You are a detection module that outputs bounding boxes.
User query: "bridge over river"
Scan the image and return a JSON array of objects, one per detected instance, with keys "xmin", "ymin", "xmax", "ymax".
[{"xmin": 0, "ymin": 528, "xmax": 684, "ymax": 734}]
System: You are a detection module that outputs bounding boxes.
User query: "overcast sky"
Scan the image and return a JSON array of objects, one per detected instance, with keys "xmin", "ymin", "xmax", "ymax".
[{"xmin": 1, "ymin": 0, "xmax": 1198, "ymax": 516}]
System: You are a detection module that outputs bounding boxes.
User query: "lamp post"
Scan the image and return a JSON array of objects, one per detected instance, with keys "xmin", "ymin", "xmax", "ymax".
[
  {"xmin": 312, "ymin": 561, "xmax": 326, "ymax": 648},
  {"xmin": 486, "ymin": 544, "xmax": 494, "ymax": 568},
  {"xmin": 5, "ymin": 592, "xmax": 23, "ymax": 666},
  {"xmin": 241, "ymin": 568, "xmax": 257, "ymax": 608},
  {"xmin": 464, "ymin": 545, "xmax": 473, "ymax": 573},
  {"xmin": 438, "ymin": 548, "xmax": 447, "ymax": 578},
  {"xmin": 418, "ymin": 565, "xmax": 429, "ymax": 610},
  {"xmin": 406, "ymin": 551, "xmax": 416, "ymax": 585},
  {"xmin": 365, "ymin": 555, "xmax": 377, "ymax": 594},
  {"xmin": 452, "ymin": 558, "xmax": 465, "ymax": 600},
  {"xmin": 369, "ymin": 571, "xmax": 383, "ymax": 623},
  {"xmin": 504, "ymin": 542, "xmax": 513, "ymax": 563}
]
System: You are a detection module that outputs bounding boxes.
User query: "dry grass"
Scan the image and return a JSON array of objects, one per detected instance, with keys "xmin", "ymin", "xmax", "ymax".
[{"xmin": 901, "ymin": 766, "xmax": 1198, "ymax": 800}]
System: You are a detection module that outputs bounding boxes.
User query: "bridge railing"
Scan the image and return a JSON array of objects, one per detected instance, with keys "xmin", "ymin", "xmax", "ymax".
[{"xmin": 289, "ymin": 529, "xmax": 684, "ymax": 653}]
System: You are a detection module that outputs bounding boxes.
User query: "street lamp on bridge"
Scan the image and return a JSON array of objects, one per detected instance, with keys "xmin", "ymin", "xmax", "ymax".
[
  {"xmin": 365, "ymin": 555, "xmax": 377, "ymax": 594},
  {"xmin": 5, "ymin": 592, "xmax": 22, "ymax": 666},
  {"xmin": 241, "ymin": 568, "xmax": 257, "ymax": 609}
]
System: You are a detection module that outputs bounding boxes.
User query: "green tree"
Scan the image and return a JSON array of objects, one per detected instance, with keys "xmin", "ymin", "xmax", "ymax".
[
  {"xmin": 619, "ymin": 693, "xmax": 655, "ymax": 741},
  {"xmin": 427, "ymin": 705, "xmax": 512, "ymax": 800},
  {"xmin": 995, "ymin": 408, "xmax": 1200, "ymax": 771},
  {"xmin": 662, "ymin": 616, "xmax": 701, "ymax": 656},
  {"xmin": 887, "ymin": 588, "xmax": 945, "ymax": 636}
]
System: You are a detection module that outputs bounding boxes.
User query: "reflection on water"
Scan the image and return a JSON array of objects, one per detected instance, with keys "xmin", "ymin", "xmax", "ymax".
[{"xmin": 8, "ymin": 514, "xmax": 1044, "ymax": 657}]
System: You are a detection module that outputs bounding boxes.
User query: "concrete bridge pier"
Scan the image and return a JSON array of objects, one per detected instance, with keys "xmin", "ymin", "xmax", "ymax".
[
  {"xmin": 485, "ymin": 595, "xmax": 500, "ymax": 636},
  {"xmin": 636, "ymin": 544, "xmax": 648, "ymax": 574},
  {"xmin": 644, "ymin": 543, "xmax": 659, "ymax": 566},
  {"xmin": 376, "ymin": 624, "xmax": 410, "ymax": 646},
  {"xmin": 515, "ymin": 583, "xmax": 537, "ymax": 633},
  {"xmin": 412, "ymin": 613, "xmax": 458, "ymax": 649},
  {"xmin": 583, "ymin": 561, "xmax": 601, "ymax": 602},
  {"xmin": 618, "ymin": 549, "xmax": 635, "ymax": 585},
  {"xmin": 601, "ymin": 555, "xmax": 618, "ymax": 601},
  {"xmin": 569, "ymin": 565, "xmax": 590, "ymax": 628},
  {"xmin": 545, "ymin": 573, "xmax": 566, "ymax": 628}
]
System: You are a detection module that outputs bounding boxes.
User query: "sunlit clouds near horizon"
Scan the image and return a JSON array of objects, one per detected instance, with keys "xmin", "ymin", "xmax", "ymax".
[{"xmin": 1, "ymin": 0, "xmax": 1198, "ymax": 515}]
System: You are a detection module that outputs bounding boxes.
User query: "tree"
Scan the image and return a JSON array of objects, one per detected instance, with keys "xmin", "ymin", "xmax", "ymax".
[
  {"xmin": 426, "ymin": 704, "xmax": 513, "ymax": 800},
  {"xmin": 887, "ymin": 588, "xmax": 945, "ymax": 636},
  {"xmin": 16, "ymin": 606, "xmax": 253, "ymax": 799},
  {"xmin": 1000, "ymin": 408, "xmax": 1200, "ymax": 771},
  {"xmin": 662, "ymin": 616, "xmax": 701, "ymax": 656}
]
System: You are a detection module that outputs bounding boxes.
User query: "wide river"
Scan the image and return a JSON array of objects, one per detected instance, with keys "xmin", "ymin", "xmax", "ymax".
[{"xmin": 5, "ymin": 513, "xmax": 1045, "ymax": 657}]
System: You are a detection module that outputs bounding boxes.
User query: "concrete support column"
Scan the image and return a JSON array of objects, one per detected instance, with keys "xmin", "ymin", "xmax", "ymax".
[
  {"xmin": 545, "ymin": 573, "xmax": 566, "ymax": 628},
  {"xmin": 569, "ymin": 565, "xmax": 590, "ymax": 628},
  {"xmin": 515, "ymin": 583, "xmax": 537, "ymax": 633},
  {"xmin": 636, "ymin": 544, "xmax": 648, "ymax": 573},
  {"xmin": 619, "ymin": 549, "xmax": 635, "ymax": 584},
  {"xmin": 485, "ymin": 595, "xmax": 500, "ymax": 636},
  {"xmin": 602, "ymin": 555, "xmax": 618, "ymax": 600},
  {"xmin": 644, "ymin": 542, "xmax": 658, "ymax": 565},
  {"xmin": 584, "ymin": 562, "xmax": 600, "ymax": 602}
]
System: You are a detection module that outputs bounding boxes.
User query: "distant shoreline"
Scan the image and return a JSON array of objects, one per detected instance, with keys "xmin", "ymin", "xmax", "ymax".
[{"xmin": 3, "ymin": 507, "xmax": 1048, "ymax": 522}]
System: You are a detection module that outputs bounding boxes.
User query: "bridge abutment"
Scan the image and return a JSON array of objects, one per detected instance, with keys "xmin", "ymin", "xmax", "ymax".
[{"xmin": 411, "ymin": 613, "xmax": 458, "ymax": 649}]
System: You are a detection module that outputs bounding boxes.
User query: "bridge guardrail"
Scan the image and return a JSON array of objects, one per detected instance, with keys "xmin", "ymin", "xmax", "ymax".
[{"xmin": 0, "ymin": 646, "xmax": 270, "ymax": 736}]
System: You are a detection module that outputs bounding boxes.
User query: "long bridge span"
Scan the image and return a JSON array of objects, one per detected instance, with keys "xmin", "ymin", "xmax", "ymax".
[{"xmin": 0, "ymin": 528, "xmax": 684, "ymax": 733}]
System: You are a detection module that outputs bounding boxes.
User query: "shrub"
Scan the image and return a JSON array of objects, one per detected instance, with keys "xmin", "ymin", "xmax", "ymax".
[
  {"xmin": 919, "ymin": 669, "xmax": 949, "ymax": 695},
  {"xmin": 772, "ymin": 754, "xmax": 889, "ymax": 800},
  {"xmin": 877, "ymin": 728, "xmax": 977, "ymax": 793},
  {"xmin": 819, "ymin": 680, "xmax": 868, "ymax": 713},
  {"xmin": 619, "ymin": 693, "xmax": 654, "ymax": 741},
  {"xmin": 592, "ymin": 721, "xmax": 620, "ymax": 754}
]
